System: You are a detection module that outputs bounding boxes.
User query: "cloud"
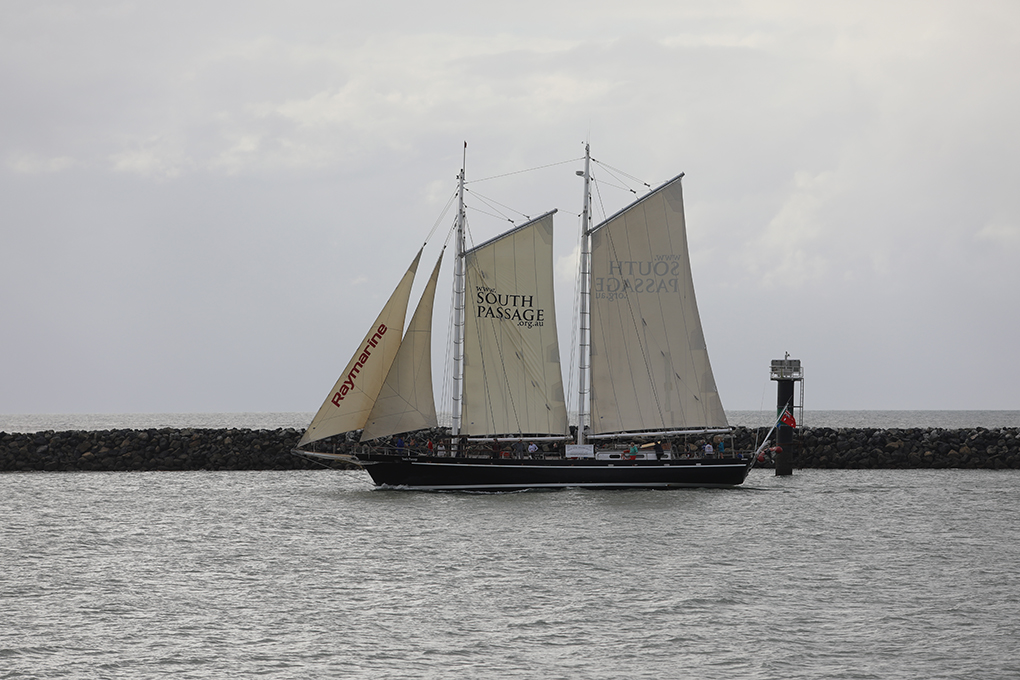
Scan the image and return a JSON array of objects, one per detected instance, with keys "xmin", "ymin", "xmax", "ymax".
[
  {"xmin": 6, "ymin": 153, "xmax": 76, "ymax": 174},
  {"xmin": 747, "ymin": 171, "xmax": 838, "ymax": 289},
  {"xmin": 109, "ymin": 135, "xmax": 193, "ymax": 178},
  {"xmin": 977, "ymin": 221, "xmax": 1020, "ymax": 249}
]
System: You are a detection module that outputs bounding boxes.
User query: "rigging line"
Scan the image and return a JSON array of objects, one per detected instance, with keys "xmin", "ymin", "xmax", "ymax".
[
  {"xmin": 464, "ymin": 215, "xmax": 477, "ymax": 251},
  {"xmin": 468, "ymin": 157, "xmax": 583, "ymax": 184},
  {"xmin": 426, "ymin": 190, "xmax": 459, "ymax": 245},
  {"xmin": 591, "ymin": 158, "xmax": 653, "ymax": 190},
  {"xmin": 758, "ymin": 381, "xmax": 769, "ymax": 426},
  {"xmin": 292, "ymin": 451, "xmax": 347, "ymax": 470},
  {"xmin": 591, "ymin": 177, "xmax": 610, "ymax": 228},
  {"xmin": 466, "ymin": 187, "xmax": 532, "ymax": 222},
  {"xmin": 494, "ymin": 323, "xmax": 526, "ymax": 438},
  {"xmin": 465, "ymin": 262, "xmax": 519, "ymax": 438},
  {"xmin": 485, "ymin": 259, "xmax": 527, "ymax": 437},
  {"xmin": 664, "ymin": 182, "xmax": 725, "ymax": 424},
  {"xmin": 443, "ymin": 216, "xmax": 458, "ymax": 249},
  {"xmin": 592, "ymin": 176, "xmax": 640, "ymax": 196},
  {"xmin": 440, "ymin": 267, "xmax": 458, "ymax": 429},
  {"xmin": 641, "ymin": 197, "xmax": 694, "ymax": 424},
  {"xmin": 602, "ymin": 229, "xmax": 668, "ymax": 431},
  {"xmin": 569, "ymin": 207, "xmax": 588, "ymax": 423},
  {"xmin": 442, "ymin": 186, "xmax": 467, "ymax": 249},
  {"xmin": 595, "ymin": 193, "xmax": 711, "ymax": 431},
  {"xmin": 635, "ymin": 188, "xmax": 710, "ymax": 425},
  {"xmin": 466, "ymin": 203, "xmax": 516, "ymax": 224},
  {"xmin": 565, "ymin": 224, "xmax": 583, "ymax": 419}
]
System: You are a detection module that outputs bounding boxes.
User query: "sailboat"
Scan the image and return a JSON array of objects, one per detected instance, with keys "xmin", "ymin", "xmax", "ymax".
[{"xmin": 294, "ymin": 144, "xmax": 754, "ymax": 490}]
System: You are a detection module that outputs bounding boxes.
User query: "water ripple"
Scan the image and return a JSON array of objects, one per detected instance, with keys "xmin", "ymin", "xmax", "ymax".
[{"xmin": 2, "ymin": 468, "xmax": 1020, "ymax": 678}]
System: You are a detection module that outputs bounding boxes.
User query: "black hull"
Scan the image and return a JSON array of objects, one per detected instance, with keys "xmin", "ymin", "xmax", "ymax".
[{"xmin": 357, "ymin": 455, "xmax": 753, "ymax": 491}]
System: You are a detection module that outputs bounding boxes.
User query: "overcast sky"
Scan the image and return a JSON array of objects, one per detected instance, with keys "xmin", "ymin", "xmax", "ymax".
[{"xmin": 2, "ymin": 0, "xmax": 1018, "ymax": 416}]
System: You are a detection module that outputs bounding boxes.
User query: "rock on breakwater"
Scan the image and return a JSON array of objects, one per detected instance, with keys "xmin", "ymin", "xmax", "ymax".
[
  {"xmin": 732, "ymin": 426, "xmax": 1020, "ymax": 470},
  {"xmin": 1, "ymin": 426, "xmax": 1018, "ymax": 472},
  {"xmin": 0, "ymin": 428, "xmax": 335, "ymax": 472}
]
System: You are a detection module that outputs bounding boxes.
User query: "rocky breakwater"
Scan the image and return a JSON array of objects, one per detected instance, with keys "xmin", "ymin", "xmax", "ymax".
[
  {"xmin": 2, "ymin": 426, "xmax": 1019, "ymax": 472},
  {"xmin": 0, "ymin": 428, "xmax": 340, "ymax": 472},
  {"xmin": 734, "ymin": 426, "xmax": 1020, "ymax": 470}
]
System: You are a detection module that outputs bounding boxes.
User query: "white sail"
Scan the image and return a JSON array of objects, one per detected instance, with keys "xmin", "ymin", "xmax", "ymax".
[
  {"xmin": 360, "ymin": 252, "xmax": 443, "ymax": 442},
  {"xmin": 298, "ymin": 251, "xmax": 422, "ymax": 446},
  {"xmin": 588, "ymin": 176, "xmax": 727, "ymax": 434},
  {"xmin": 461, "ymin": 211, "xmax": 569, "ymax": 436}
]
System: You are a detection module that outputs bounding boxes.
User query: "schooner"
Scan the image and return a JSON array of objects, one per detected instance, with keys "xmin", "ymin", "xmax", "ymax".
[{"xmin": 294, "ymin": 144, "xmax": 752, "ymax": 490}]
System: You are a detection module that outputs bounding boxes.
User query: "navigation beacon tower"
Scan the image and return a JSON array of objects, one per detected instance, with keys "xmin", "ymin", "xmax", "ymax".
[{"xmin": 770, "ymin": 353, "xmax": 803, "ymax": 476}]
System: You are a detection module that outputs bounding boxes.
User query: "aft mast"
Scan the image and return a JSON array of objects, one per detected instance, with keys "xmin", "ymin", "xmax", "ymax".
[{"xmin": 577, "ymin": 143, "xmax": 593, "ymax": 446}]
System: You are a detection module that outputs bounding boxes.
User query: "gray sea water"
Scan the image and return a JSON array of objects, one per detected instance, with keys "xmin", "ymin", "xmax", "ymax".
[
  {"xmin": 3, "ymin": 467, "xmax": 1020, "ymax": 679},
  {"xmin": 3, "ymin": 412, "xmax": 1020, "ymax": 678}
]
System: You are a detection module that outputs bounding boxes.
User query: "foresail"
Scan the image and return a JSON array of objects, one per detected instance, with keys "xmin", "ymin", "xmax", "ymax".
[
  {"xmin": 588, "ymin": 176, "xmax": 727, "ymax": 434},
  {"xmin": 360, "ymin": 252, "xmax": 443, "ymax": 442},
  {"xmin": 462, "ymin": 212, "xmax": 569, "ymax": 436},
  {"xmin": 297, "ymin": 251, "xmax": 422, "ymax": 447}
]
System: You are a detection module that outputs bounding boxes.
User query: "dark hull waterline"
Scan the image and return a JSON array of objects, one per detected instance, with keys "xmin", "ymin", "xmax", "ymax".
[{"xmin": 357, "ymin": 454, "xmax": 753, "ymax": 491}]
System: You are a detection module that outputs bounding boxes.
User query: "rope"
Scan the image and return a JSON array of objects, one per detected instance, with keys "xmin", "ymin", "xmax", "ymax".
[
  {"xmin": 466, "ymin": 187, "xmax": 531, "ymax": 223},
  {"xmin": 469, "ymin": 157, "xmax": 582, "ymax": 184},
  {"xmin": 290, "ymin": 449, "xmax": 354, "ymax": 470},
  {"xmin": 591, "ymin": 158, "xmax": 653, "ymax": 191},
  {"xmin": 466, "ymin": 203, "xmax": 518, "ymax": 224}
]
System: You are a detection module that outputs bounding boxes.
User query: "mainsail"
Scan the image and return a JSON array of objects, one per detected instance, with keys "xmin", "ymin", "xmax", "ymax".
[
  {"xmin": 461, "ymin": 211, "xmax": 569, "ymax": 436},
  {"xmin": 360, "ymin": 253, "xmax": 443, "ymax": 442},
  {"xmin": 298, "ymin": 251, "xmax": 422, "ymax": 447},
  {"xmin": 588, "ymin": 175, "xmax": 727, "ymax": 434}
]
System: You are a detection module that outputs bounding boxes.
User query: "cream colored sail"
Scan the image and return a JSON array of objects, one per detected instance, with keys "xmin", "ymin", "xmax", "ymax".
[
  {"xmin": 360, "ymin": 252, "xmax": 443, "ymax": 442},
  {"xmin": 462, "ymin": 211, "xmax": 569, "ymax": 436},
  {"xmin": 588, "ymin": 176, "xmax": 727, "ymax": 433},
  {"xmin": 298, "ymin": 251, "xmax": 422, "ymax": 446}
]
